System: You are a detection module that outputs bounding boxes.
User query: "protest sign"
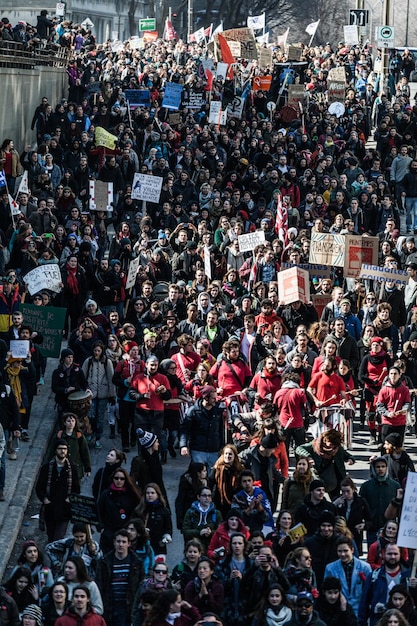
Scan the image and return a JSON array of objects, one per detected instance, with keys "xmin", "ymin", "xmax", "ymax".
[
  {"xmin": 90, "ymin": 180, "xmax": 113, "ymax": 211},
  {"xmin": 312, "ymin": 294, "xmax": 332, "ymax": 318},
  {"xmin": 24, "ymin": 265, "xmax": 62, "ymax": 296},
  {"xmin": 168, "ymin": 112, "xmax": 181, "ymax": 125},
  {"xmin": 131, "ymin": 173, "xmax": 163, "ymax": 203},
  {"xmin": 359, "ymin": 264, "xmax": 409, "ymax": 286},
  {"xmin": 253, "ymin": 75, "xmax": 272, "ymax": 91},
  {"xmin": 344, "ymin": 235, "xmax": 379, "ymax": 278},
  {"xmin": 238, "ymin": 230, "xmax": 266, "ymax": 253},
  {"xmin": 343, "ymin": 24, "xmax": 359, "ymax": 45},
  {"xmin": 328, "ymin": 81, "xmax": 346, "ymax": 104},
  {"xmin": 95, "ymin": 127, "xmax": 118, "ymax": 149},
  {"xmin": 183, "ymin": 90, "xmax": 206, "ymax": 109},
  {"xmin": 309, "ymin": 233, "xmax": 345, "ymax": 267},
  {"xmin": 288, "ymin": 84, "xmax": 305, "ymax": 108},
  {"xmin": 282, "ymin": 262, "xmax": 331, "ymax": 280},
  {"xmin": 216, "ymin": 62, "xmax": 229, "ymax": 80},
  {"xmin": 258, "ymin": 47, "xmax": 273, "ymax": 68},
  {"xmin": 209, "ymin": 101, "xmax": 222, "ymax": 124},
  {"xmin": 69, "ymin": 494, "xmax": 99, "ymax": 526},
  {"xmin": 124, "ymin": 89, "xmax": 151, "ymax": 108},
  {"xmin": 222, "ymin": 28, "xmax": 258, "ymax": 60},
  {"xmin": 20, "ymin": 304, "xmax": 66, "ymax": 358},
  {"xmin": 227, "ymin": 95, "xmax": 245, "ymax": 119},
  {"xmin": 397, "ymin": 471, "xmax": 417, "ymax": 549},
  {"xmin": 10, "ymin": 340, "xmax": 30, "ymax": 359},
  {"xmin": 143, "ymin": 31, "xmax": 158, "ymax": 42},
  {"xmin": 227, "ymin": 41, "xmax": 241, "ymax": 57},
  {"xmin": 162, "ymin": 83, "xmax": 183, "ymax": 110},
  {"xmin": 278, "ymin": 267, "xmax": 310, "ymax": 305},
  {"xmin": 126, "ymin": 257, "xmax": 140, "ymax": 290},
  {"xmin": 287, "ymin": 45, "xmax": 303, "ymax": 61},
  {"xmin": 328, "ymin": 67, "xmax": 347, "ymax": 83}
]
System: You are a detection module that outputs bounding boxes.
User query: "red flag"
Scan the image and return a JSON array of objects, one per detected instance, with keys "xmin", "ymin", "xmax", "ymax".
[
  {"xmin": 275, "ymin": 194, "xmax": 288, "ymax": 245},
  {"xmin": 164, "ymin": 18, "xmax": 177, "ymax": 41},
  {"xmin": 218, "ymin": 34, "xmax": 235, "ymax": 78},
  {"xmin": 205, "ymin": 68, "xmax": 214, "ymax": 91}
]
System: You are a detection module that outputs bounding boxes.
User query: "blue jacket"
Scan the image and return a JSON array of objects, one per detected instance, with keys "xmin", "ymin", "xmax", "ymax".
[
  {"xmin": 339, "ymin": 311, "xmax": 362, "ymax": 341},
  {"xmin": 358, "ymin": 564, "xmax": 410, "ymax": 626},
  {"xmin": 324, "ymin": 556, "xmax": 372, "ymax": 616}
]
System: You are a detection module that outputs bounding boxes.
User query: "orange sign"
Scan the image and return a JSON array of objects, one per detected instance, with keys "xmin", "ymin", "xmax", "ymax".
[
  {"xmin": 143, "ymin": 30, "xmax": 158, "ymax": 42},
  {"xmin": 252, "ymin": 75, "xmax": 272, "ymax": 91}
]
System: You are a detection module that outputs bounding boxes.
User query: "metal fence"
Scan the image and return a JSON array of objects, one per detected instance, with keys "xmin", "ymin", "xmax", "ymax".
[{"xmin": 0, "ymin": 40, "xmax": 70, "ymax": 70}]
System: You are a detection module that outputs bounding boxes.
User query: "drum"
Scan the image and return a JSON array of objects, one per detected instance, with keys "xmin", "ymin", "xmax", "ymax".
[{"xmin": 68, "ymin": 390, "xmax": 93, "ymax": 436}]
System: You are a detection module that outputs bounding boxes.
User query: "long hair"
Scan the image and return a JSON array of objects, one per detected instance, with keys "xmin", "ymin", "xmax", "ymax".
[
  {"xmin": 64, "ymin": 556, "xmax": 92, "ymax": 583},
  {"xmin": 143, "ymin": 589, "xmax": 179, "ymax": 626},
  {"xmin": 376, "ymin": 609, "xmax": 411, "ymax": 626},
  {"xmin": 212, "ymin": 444, "xmax": 244, "ymax": 507},
  {"xmin": 138, "ymin": 482, "xmax": 168, "ymax": 515},
  {"xmin": 253, "ymin": 584, "xmax": 290, "ymax": 623},
  {"xmin": 111, "ymin": 467, "xmax": 142, "ymax": 503}
]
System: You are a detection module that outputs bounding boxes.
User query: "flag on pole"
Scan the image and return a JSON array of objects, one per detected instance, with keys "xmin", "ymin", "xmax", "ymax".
[
  {"xmin": 8, "ymin": 194, "xmax": 20, "ymax": 216},
  {"xmin": 15, "ymin": 170, "xmax": 28, "ymax": 197},
  {"xmin": 218, "ymin": 34, "xmax": 235, "ymax": 78},
  {"xmin": 189, "ymin": 26, "xmax": 206, "ymax": 43},
  {"xmin": 247, "ymin": 13, "xmax": 265, "ymax": 30},
  {"xmin": 212, "ymin": 22, "xmax": 223, "ymax": 38},
  {"xmin": 277, "ymin": 28, "xmax": 289, "ymax": 47},
  {"xmin": 305, "ymin": 20, "xmax": 320, "ymax": 36},
  {"xmin": 256, "ymin": 32, "xmax": 269, "ymax": 44},
  {"xmin": 275, "ymin": 194, "xmax": 288, "ymax": 245},
  {"xmin": 204, "ymin": 24, "xmax": 213, "ymax": 39},
  {"xmin": 164, "ymin": 18, "xmax": 177, "ymax": 41}
]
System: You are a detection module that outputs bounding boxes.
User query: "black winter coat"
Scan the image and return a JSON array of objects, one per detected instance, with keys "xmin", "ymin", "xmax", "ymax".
[{"xmin": 179, "ymin": 399, "xmax": 224, "ymax": 453}]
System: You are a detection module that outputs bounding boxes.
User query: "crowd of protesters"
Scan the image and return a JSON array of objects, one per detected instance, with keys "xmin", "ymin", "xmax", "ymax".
[{"xmin": 1, "ymin": 14, "xmax": 417, "ymax": 626}]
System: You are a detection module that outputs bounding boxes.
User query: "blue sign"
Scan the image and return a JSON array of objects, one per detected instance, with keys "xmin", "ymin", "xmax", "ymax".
[
  {"xmin": 125, "ymin": 89, "xmax": 151, "ymax": 108},
  {"xmin": 162, "ymin": 83, "xmax": 183, "ymax": 110}
]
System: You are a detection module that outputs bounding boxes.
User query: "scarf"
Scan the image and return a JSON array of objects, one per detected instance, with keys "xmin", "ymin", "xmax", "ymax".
[
  {"xmin": 265, "ymin": 606, "xmax": 292, "ymax": 626},
  {"xmin": 110, "ymin": 482, "xmax": 126, "ymax": 492},
  {"xmin": 373, "ymin": 316, "xmax": 392, "ymax": 331},
  {"xmin": 66, "ymin": 264, "xmax": 79, "ymax": 295},
  {"xmin": 166, "ymin": 613, "xmax": 181, "ymax": 625},
  {"xmin": 293, "ymin": 468, "xmax": 313, "ymax": 494},
  {"xmin": 213, "ymin": 464, "xmax": 239, "ymax": 506},
  {"xmin": 46, "ymin": 457, "xmax": 73, "ymax": 498},
  {"xmin": 5, "ymin": 361, "xmax": 24, "ymax": 409},
  {"xmin": 368, "ymin": 349, "xmax": 388, "ymax": 365}
]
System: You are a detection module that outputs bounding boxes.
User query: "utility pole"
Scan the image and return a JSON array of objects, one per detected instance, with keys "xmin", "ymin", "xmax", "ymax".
[
  {"xmin": 381, "ymin": 0, "xmax": 390, "ymax": 92},
  {"xmin": 187, "ymin": 0, "xmax": 193, "ymax": 40}
]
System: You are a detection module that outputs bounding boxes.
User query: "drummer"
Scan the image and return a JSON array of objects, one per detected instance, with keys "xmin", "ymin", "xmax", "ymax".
[
  {"xmin": 51, "ymin": 348, "xmax": 89, "ymax": 422},
  {"xmin": 307, "ymin": 356, "xmax": 348, "ymax": 410}
]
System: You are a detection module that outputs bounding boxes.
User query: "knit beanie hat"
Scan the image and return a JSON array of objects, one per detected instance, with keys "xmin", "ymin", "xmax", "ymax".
[
  {"xmin": 261, "ymin": 433, "xmax": 279, "ymax": 449},
  {"xmin": 60, "ymin": 348, "xmax": 74, "ymax": 360},
  {"xmin": 22, "ymin": 605, "xmax": 43, "ymax": 626},
  {"xmin": 309, "ymin": 479, "xmax": 326, "ymax": 492},
  {"xmin": 136, "ymin": 428, "xmax": 157, "ymax": 449}
]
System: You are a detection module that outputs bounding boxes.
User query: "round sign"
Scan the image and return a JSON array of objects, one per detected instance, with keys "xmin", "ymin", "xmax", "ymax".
[
  {"xmin": 266, "ymin": 101, "xmax": 276, "ymax": 111},
  {"xmin": 381, "ymin": 26, "xmax": 393, "ymax": 38},
  {"xmin": 328, "ymin": 102, "xmax": 345, "ymax": 118}
]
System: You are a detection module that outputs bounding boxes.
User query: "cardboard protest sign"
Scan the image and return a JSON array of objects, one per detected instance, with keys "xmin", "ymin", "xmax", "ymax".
[
  {"xmin": 359, "ymin": 264, "xmax": 409, "ymax": 287},
  {"xmin": 126, "ymin": 257, "xmax": 140, "ymax": 290},
  {"xmin": 258, "ymin": 47, "xmax": 273, "ymax": 68},
  {"xmin": 168, "ymin": 112, "xmax": 181, "ymax": 125},
  {"xmin": 20, "ymin": 304, "xmax": 65, "ymax": 358},
  {"xmin": 309, "ymin": 233, "xmax": 345, "ymax": 267},
  {"xmin": 222, "ymin": 28, "xmax": 258, "ymax": 60},
  {"xmin": 288, "ymin": 84, "xmax": 305, "ymax": 108},
  {"xmin": 278, "ymin": 266, "xmax": 310, "ymax": 305},
  {"xmin": 287, "ymin": 45, "xmax": 303, "ymax": 61},
  {"xmin": 90, "ymin": 180, "xmax": 113, "ymax": 211},
  {"xmin": 24, "ymin": 264, "xmax": 62, "ymax": 296},
  {"xmin": 344, "ymin": 235, "xmax": 379, "ymax": 278},
  {"xmin": 95, "ymin": 127, "xmax": 118, "ymax": 149},
  {"xmin": 312, "ymin": 294, "xmax": 332, "ymax": 318},
  {"xmin": 124, "ymin": 89, "xmax": 151, "ymax": 108},
  {"xmin": 328, "ymin": 80, "xmax": 346, "ymax": 104},
  {"xmin": 227, "ymin": 41, "xmax": 241, "ymax": 57},
  {"xmin": 397, "ymin": 471, "xmax": 417, "ymax": 549},
  {"xmin": 328, "ymin": 67, "xmax": 347, "ymax": 83},
  {"xmin": 162, "ymin": 83, "xmax": 183, "ymax": 110},
  {"xmin": 10, "ymin": 340, "xmax": 30, "ymax": 359},
  {"xmin": 238, "ymin": 230, "xmax": 265, "ymax": 252},
  {"xmin": 131, "ymin": 173, "xmax": 163, "ymax": 203},
  {"xmin": 281, "ymin": 262, "xmax": 331, "ymax": 280}
]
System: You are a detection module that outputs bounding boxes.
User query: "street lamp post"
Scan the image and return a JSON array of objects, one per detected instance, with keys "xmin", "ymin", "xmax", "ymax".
[{"xmin": 187, "ymin": 0, "xmax": 193, "ymax": 40}]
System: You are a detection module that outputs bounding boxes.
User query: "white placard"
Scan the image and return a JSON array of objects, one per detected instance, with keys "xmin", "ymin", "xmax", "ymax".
[
  {"xmin": 24, "ymin": 264, "xmax": 62, "ymax": 296},
  {"xmin": 343, "ymin": 24, "xmax": 359, "ymax": 45},
  {"xmin": 397, "ymin": 471, "xmax": 417, "ymax": 549},
  {"xmin": 209, "ymin": 101, "xmax": 222, "ymax": 124},
  {"xmin": 131, "ymin": 173, "xmax": 163, "ymax": 203},
  {"xmin": 238, "ymin": 230, "xmax": 266, "ymax": 253},
  {"xmin": 226, "ymin": 95, "xmax": 245, "ymax": 119},
  {"xmin": 216, "ymin": 62, "xmax": 229, "ymax": 80},
  {"xmin": 126, "ymin": 257, "xmax": 140, "ymax": 290},
  {"xmin": 204, "ymin": 247, "xmax": 212, "ymax": 280},
  {"xmin": 10, "ymin": 340, "xmax": 30, "ymax": 359},
  {"xmin": 56, "ymin": 2, "xmax": 65, "ymax": 16}
]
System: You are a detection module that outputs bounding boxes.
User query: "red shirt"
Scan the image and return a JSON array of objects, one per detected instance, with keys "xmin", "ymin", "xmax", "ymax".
[{"xmin": 309, "ymin": 371, "xmax": 345, "ymax": 405}]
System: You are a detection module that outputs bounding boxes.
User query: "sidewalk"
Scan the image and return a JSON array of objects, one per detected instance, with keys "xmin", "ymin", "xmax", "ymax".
[{"xmin": 0, "ymin": 356, "xmax": 58, "ymax": 580}]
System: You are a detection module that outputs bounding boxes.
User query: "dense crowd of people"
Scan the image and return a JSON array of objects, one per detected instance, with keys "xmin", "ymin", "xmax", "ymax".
[{"xmin": 1, "ymin": 15, "xmax": 417, "ymax": 626}]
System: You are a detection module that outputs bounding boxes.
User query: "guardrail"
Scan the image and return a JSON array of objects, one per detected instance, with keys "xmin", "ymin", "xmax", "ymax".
[{"xmin": 0, "ymin": 40, "xmax": 70, "ymax": 70}]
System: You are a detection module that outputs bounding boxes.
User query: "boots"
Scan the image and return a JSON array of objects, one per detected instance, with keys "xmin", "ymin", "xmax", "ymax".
[{"xmin": 109, "ymin": 424, "xmax": 116, "ymax": 439}]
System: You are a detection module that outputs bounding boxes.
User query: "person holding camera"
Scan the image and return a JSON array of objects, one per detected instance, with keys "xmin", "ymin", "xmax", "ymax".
[{"xmin": 207, "ymin": 510, "xmax": 249, "ymax": 560}]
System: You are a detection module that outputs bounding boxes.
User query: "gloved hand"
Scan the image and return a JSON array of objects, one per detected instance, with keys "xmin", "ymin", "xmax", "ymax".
[
  {"xmin": 128, "ymin": 389, "xmax": 141, "ymax": 401},
  {"xmin": 161, "ymin": 533, "xmax": 172, "ymax": 544}
]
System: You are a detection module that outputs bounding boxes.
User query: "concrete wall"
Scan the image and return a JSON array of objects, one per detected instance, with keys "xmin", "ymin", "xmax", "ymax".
[{"xmin": 0, "ymin": 65, "xmax": 67, "ymax": 152}]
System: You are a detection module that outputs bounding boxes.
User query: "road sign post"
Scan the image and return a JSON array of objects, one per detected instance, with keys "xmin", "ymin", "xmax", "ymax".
[
  {"xmin": 349, "ymin": 9, "xmax": 369, "ymax": 26},
  {"xmin": 139, "ymin": 18, "xmax": 156, "ymax": 31}
]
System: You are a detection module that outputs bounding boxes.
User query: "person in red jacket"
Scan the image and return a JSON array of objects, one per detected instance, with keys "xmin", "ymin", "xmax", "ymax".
[
  {"xmin": 171, "ymin": 334, "xmax": 201, "ymax": 384},
  {"xmin": 130, "ymin": 355, "xmax": 172, "ymax": 441},
  {"xmin": 209, "ymin": 340, "xmax": 252, "ymax": 398},
  {"xmin": 249, "ymin": 355, "xmax": 282, "ymax": 403},
  {"xmin": 376, "ymin": 366, "xmax": 411, "ymax": 444},
  {"xmin": 274, "ymin": 372, "xmax": 308, "ymax": 457},
  {"xmin": 55, "ymin": 585, "xmax": 106, "ymax": 626},
  {"xmin": 255, "ymin": 300, "xmax": 280, "ymax": 336}
]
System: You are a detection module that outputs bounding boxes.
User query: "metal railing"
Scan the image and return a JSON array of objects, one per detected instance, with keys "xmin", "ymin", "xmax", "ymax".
[{"xmin": 0, "ymin": 40, "xmax": 70, "ymax": 70}]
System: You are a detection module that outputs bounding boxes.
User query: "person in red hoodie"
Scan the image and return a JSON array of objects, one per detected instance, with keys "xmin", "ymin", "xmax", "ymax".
[
  {"xmin": 249, "ymin": 355, "xmax": 282, "ymax": 403},
  {"xmin": 207, "ymin": 510, "xmax": 249, "ymax": 560},
  {"xmin": 55, "ymin": 586, "xmax": 106, "ymax": 626},
  {"xmin": 376, "ymin": 366, "xmax": 411, "ymax": 445},
  {"xmin": 255, "ymin": 300, "xmax": 280, "ymax": 336},
  {"xmin": 130, "ymin": 355, "xmax": 172, "ymax": 441},
  {"xmin": 274, "ymin": 372, "xmax": 308, "ymax": 457}
]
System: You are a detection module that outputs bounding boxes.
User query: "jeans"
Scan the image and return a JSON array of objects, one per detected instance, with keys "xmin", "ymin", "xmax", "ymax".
[
  {"xmin": 88, "ymin": 398, "xmax": 108, "ymax": 439},
  {"xmin": 406, "ymin": 197, "xmax": 417, "ymax": 231},
  {"xmin": 191, "ymin": 450, "xmax": 219, "ymax": 467}
]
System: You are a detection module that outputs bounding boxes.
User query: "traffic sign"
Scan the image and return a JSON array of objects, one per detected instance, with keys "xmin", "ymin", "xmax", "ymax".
[
  {"xmin": 139, "ymin": 18, "xmax": 156, "ymax": 31},
  {"xmin": 56, "ymin": 2, "xmax": 65, "ymax": 16},
  {"xmin": 81, "ymin": 17, "xmax": 94, "ymax": 29},
  {"xmin": 377, "ymin": 25, "xmax": 395, "ymax": 47},
  {"xmin": 349, "ymin": 9, "xmax": 369, "ymax": 26}
]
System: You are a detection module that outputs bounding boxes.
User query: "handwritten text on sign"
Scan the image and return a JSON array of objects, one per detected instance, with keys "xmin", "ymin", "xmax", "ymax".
[
  {"xmin": 131, "ymin": 173, "xmax": 163, "ymax": 203},
  {"xmin": 238, "ymin": 230, "xmax": 265, "ymax": 253},
  {"xmin": 24, "ymin": 264, "xmax": 62, "ymax": 296},
  {"xmin": 309, "ymin": 233, "xmax": 345, "ymax": 267},
  {"xmin": 397, "ymin": 471, "xmax": 417, "ymax": 549}
]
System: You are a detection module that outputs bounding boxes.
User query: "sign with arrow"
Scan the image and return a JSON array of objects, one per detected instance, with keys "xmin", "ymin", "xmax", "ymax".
[{"xmin": 349, "ymin": 9, "xmax": 369, "ymax": 26}]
